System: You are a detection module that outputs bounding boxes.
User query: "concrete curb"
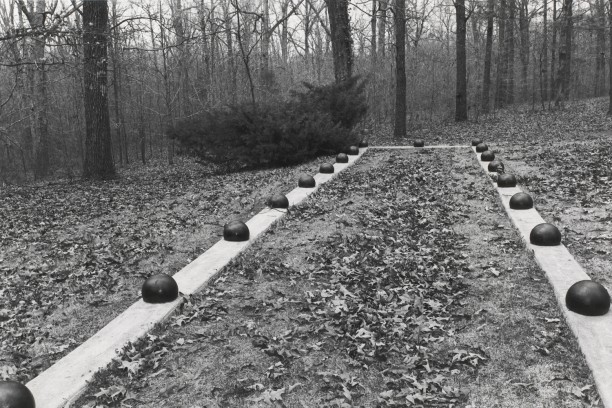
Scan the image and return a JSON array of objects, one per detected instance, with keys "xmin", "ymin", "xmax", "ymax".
[
  {"xmin": 369, "ymin": 145, "xmax": 469, "ymax": 149},
  {"xmin": 472, "ymin": 147, "xmax": 612, "ymax": 407},
  {"xmin": 26, "ymin": 149, "xmax": 368, "ymax": 408}
]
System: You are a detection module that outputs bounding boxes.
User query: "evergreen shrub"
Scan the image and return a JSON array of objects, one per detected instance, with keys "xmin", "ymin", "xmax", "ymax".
[{"xmin": 168, "ymin": 77, "xmax": 367, "ymax": 170}]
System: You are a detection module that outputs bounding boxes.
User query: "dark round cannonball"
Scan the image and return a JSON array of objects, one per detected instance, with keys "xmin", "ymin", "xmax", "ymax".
[
  {"xmin": 347, "ymin": 146, "xmax": 359, "ymax": 155},
  {"xmin": 530, "ymin": 223, "xmax": 562, "ymax": 246},
  {"xmin": 488, "ymin": 160, "xmax": 503, "ymax": 172},
  {"xmin": 0, "ymin": 381, "xmax": 35, "ymax": 408},
  {"xmin": 142, "ymin": 274, "xmax": 179, "ymax": 304},
  {"xmin": 472, "ymin": 138, "xmax": 483, "ymax": 146},
  {"xmin": 566, "ymin": 280, "xmax": 611, "ymax": 316},
  {"xmin": 298, "ymin": 174, "xmax": 316, "ymax": 188},
  {"xmin": 476, "ymin": 143, "xmax": 488, "ymax": 153},
  {"xmin": 267, "ymin": 193, "xmax": 289, "ymax": 209},
  {"xmin": 319, "ymin": 163, "xmax": 335, "ymax": 174},
  {"xmin": 413, "ymin": 139, "xmax": 425, "ymax": 147},
  {"xmin": 509, "ymin": 192, "xmax": 533, "ymax": 209},
  {"xmin": 359, "ymin": 140, "xmax": 368, "ymax": 148},
  {"xmin": 497, "ymin": 173, "xmax": 517, "ymax": 188},
  {"xmin": 336, "ymin": 153, "xmax": 349, "ymax": 163},
  {"xmin": 223, "ymin": 220, "xmax": 250, "ymax": 242},
  {"xmin": 480, "ymin": 151, "xmax": 495, "ymax": 161}
]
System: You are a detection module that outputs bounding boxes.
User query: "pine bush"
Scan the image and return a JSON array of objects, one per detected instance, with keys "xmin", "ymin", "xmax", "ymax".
[{"xmin": 168, "ymin": 77, "xmax": 367, "ymax": 170}]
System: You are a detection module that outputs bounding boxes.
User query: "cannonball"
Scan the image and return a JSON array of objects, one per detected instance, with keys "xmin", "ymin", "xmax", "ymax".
[
  {"xmin": 223, "ymin": 220, "xmax": 250, "ymax": 241},
  {"xmin": 566, "ymin": 280, "xmax": 610, "ymax": 316},
  {"xmin": 336, "ymin": 153, "xmax": 349, "ymax": 163},
  {"xmin": 142, "ymin": 273, "xmax": 179, "ymax": 304},
  {"xmin": 497, "ymin": 173, "xmax": 517, "ymax": 188},
  {"xmin": 319, "ymin": 163, "xmax": 335, "ymax": 174},
  {"xmin": 267, "ymin": 193, "xmax": 289, "ymax": 209},
  {"xmin": 0, "ymin": 381, "xmax": 35, "ymax": 408},
  {"xmin": 509, "ymin": 192, "xmax": 533, "ymax": 210},
  {"xmin": 347, "ymin": 146, "xmax": 359, "ymax": 155},
  {"xmin": 480, "ymin": 151, "xmax": 495, "ymax": 161},
  {"xmin": 476, "ymin": 143, "xmax": 488, "ymax": 153},
  {"xmin": 413, "ymin": 139, "xmax": 425, "ymax": 147},
  {"xmin": 298, "ymin": 174, "xmax": 316, "ymax": 188},
  {"xmin": 359, "ymin": 141, "xmax": 368, "ymax": 148},
  {"xmin": 472, "ymin": 138, "xmax": 483, "ymax": 146},
  {"xmin": 530, "ymin": 223, "xmax": 561, "ymax": 246},
  {"xmin": 488, "ymin": 160, "xmax": 503, "ymax": 172}
]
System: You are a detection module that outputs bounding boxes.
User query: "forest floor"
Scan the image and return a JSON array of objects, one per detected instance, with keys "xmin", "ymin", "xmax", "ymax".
[{"xmin": 1, "ymin": 97, "xmax": 611, "ymax": 406}]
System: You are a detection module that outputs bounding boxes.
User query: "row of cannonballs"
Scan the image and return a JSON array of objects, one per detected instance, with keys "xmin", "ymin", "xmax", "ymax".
[
  {"xmin": 0, "ymin": 141, "xmax": 370, "ymax": 408},
  {"xmin": 473, "ymin": 138, "xmax": 611, "ymax": 318}
]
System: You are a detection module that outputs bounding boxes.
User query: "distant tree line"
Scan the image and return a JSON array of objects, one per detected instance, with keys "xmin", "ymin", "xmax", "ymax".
[{"xmin": 0, "ymin": 0, "xmax": 610, "ymax": 182}]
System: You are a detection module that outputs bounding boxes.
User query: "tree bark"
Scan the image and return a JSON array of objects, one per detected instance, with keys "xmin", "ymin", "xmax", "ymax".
[
  {"xmin": 555, "ymin": 0, "xmax": 572, "ymax": 105},
  {"xmin": 482, "ymin": 0, "xmax": 494, "ymax": 112},
  {"xmin": 608, "ymin": 0, "xmax": 612, "ymax": 114},
  {"xmin": 377, "ymin": 0, "xmax": 386, "ymax": 58},
  {"xmin": 594, "ymin": 0, "xmax": 606, "ymax": 97},
  {"xmin": 495, "ymin": 0, "xmax": 507, "ymax": 108},
  {"xmin": 455, "ymin": 0, "xmax": 467, "ymax": 121},
  {"xmin": 519, "ymin": 0, "xmax": 530, "ymax": 101},
  {"xmin": 542, "ymin": 0, "xmax": 548, "ymax": 102},
  {"xmin": 325, "ymin": 0, "xmax": 352, "ymax": 82},
  {"xmin": 371, "ymin": 0, "xmax": 377, "ymax": 64},
  {"xmin": 83, "ymin": 0, "xmax": 116, "ymax": 179},
  {"xmin": 551, "ymin": 0, "xmax": 557, "ymax": 104},
  {"xmin": 506, "ymin": 0, "xmax": 515, "ymax": 104},
  {"xmin": 394, "ymin": 0, "xmax": 406, "ymax": 137}
]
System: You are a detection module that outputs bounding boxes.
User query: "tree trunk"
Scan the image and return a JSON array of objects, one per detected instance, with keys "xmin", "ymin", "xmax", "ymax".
[
  {"xmin": 519, "ymin": 0, "xmax": 530, "ymax": 101},
  {"xmin": 506, "ymin": 0, "xmax": 515, "ymax": 104},
  {"xmin": 482, "ymin": 0, "xmax": 494, "ymax": 112},
  {"xmin": 110, "ymin": 0, "xmax": 128, "ymax": 166},
  {"xmin": 83, "ymin": 0, "xmax": 116, "ymax": 180},
  {"xmin": 377, "ymin": 0, "xmax": 386, "ymax": 58},
  {"xmin": 394, "ymin": 0, "xmax": 406, "ymax": 137},
  {"xmin": 594, "ymin": 0, "xmax": 606, "ymax": 97},
  {"xmin": 325, "ymin": 0, "xmax": 352, "ymax": 82},
  {"xmin": 261, "ymin": 0, "xmax": 271, "ymax": 84},
  {"xmin": 608, "ymin": 0, "xmax": 612, "ymax": 114},
  {"xmin": 455, "ymin": 0, "xmax": 467, "ymax": 121},
  {"xmin": 542, "ymin": 0, "xmax": 548, "ymax": 102},
  {"xmin": 495, "ymin": 0, "xmax": 507, "ymax": 108},
  {"xmin": 281, "ymin": 0, "xmax": 289, "ymax": 64},
  {"xmin": 551, "ymin": 0, "xmax": 557, "ymax": 105},
  {"xmin": 371, "ymin": 0, "xmax": 377, "ymax": 64},
  {"xmin": 555, "ymin": 0, "xmax": 572, "ymax": 105}
]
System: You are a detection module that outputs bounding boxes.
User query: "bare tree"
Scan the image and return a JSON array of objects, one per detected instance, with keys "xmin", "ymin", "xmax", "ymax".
[{"xmin": 555, "ymin": 0, "xmax": 572, "ymax": 105}]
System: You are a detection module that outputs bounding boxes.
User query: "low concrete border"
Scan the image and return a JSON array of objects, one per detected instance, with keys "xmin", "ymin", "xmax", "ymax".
[
  {"xmin": 369, "ymin": 145, "xmax": 468, "ymax": 149},
  {"xmin": 27, "ymin": 149, "xmax": 367, "ymax": 408},
  {"xmin": 472, "ymin": 147, "xmax": 612, "ymax": 407}
]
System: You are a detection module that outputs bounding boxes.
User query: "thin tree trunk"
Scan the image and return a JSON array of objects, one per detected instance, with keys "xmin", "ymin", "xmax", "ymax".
[
  {"xmin": 325, "ymin": 0, "xmax": 353, "ymax": 82},
  {"xmin": 608, "ymin": 0, "xmax": 612, "ymax": 114},
  {"xmin": 555, "ymin": 0, "xmax": 572, "ymax": 105},
  {"xmin": 506, "ymin": 0, "xmax": 515, "ymax": 104},
  {"xmin": 495, "ymin": 0, "xmax": 507, "ymax": 108},
  {"xmin": 377, "ymin": 0, "xmax": 386, "ymax": 58},
  {"xmin": 594, "ymin": 0, "xmax": 606, "ymax": 97},
  {"xmin": 261, "ymin": 0, "xmax": 271, "ymax": 84},
  {"xmin": 455, "ymin": 0, "xmax": 467, "ymax": 121},
  {"xmin": 482, "ymin": 0, "xmax": 494, "ymax": 112},
  {"xmin": 542, "ymin": 0, "xmax": 548, "ymax": 102},
  {"xmin": 394, "ymin": 0, "xmax": 406, "ymax": 137},
  {"xmin": 83, "ymin": 0, "xmax": 116, "ymax": 179},
  {"xmin": 371, "ymin": 0, "xmax": 377, "ymax": 64},
  {"xmin": 551, "ymin": 0, "xmax": 557, "ymax": 106},
  {"xmin": 519, "ymin": 0, "xmax": 530, "ymax": 101}
]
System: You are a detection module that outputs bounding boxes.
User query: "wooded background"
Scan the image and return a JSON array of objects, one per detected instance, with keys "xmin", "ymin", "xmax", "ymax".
[{"xmin": 0, "ymin": 0, "xmax": 608, "ymax": 182}]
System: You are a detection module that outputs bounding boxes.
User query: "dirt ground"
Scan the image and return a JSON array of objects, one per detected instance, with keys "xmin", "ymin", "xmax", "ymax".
[{"xmin": 76, "ymin": 149, "xmax": 600, "ymax": 407}]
